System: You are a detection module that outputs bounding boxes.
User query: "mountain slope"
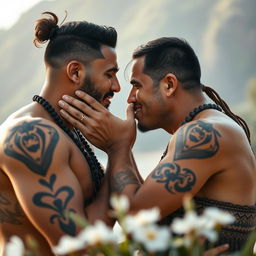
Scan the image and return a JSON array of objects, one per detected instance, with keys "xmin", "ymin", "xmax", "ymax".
[{"xmin": 0, "ymin": 0, "xmax": 255, "ymax": 151}]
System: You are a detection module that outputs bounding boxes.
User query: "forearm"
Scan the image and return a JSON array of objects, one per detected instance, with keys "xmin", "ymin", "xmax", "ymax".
[
  {"xmin": 131, "ymin": 152, "xmax": 144, "ymax": 184},
  {"xmin": 107, "ymin": 148, "xmax": 142, "ymax": 200}
]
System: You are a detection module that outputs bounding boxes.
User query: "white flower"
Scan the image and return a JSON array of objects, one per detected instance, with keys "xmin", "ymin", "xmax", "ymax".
[
  {"xmin": 197, "ymin": 228, "xmax": 218, "ymax": 242},
  {"xmin": 110, "ymin": 194, "xmax": 130, "ymax": 213},
  {"xmin": 173, "ymin": 237, "xmax": 192, "ymax": 248},
  {"xmin": 203, "ymin": 207, "xmax": 235, "ymax": 227},
  {"xmin": 79, "ymin": 220, "xmax": 118, "ymax": 246},
  {"xmin": 133, "ymin": 224, "xmax": 170, "ymax": 252},
  {"xmin": 113, "ymin": 222, "xmax": 126, "ymax": 243},
  {"xmin": 124, "ymin": 207, "xmax": 160, "ymax": 232},
  {"xmin": 6, "ymin": 236, "xmax": 25, "ymax": 256},
  {"xmin": 52, "ymin": 235, "xmax": 85, "ymax": 255},
  {"xmin": 171, "ymin": 211, "xmax": 208, "ymax": 235},
  {"xmin": 171, "ymin": 211, "xmax": 220, "ymax": 243}
]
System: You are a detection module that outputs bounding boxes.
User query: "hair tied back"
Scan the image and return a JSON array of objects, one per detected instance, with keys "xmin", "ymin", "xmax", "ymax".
[{"xmin": 49, "ymin": 25, "xmax": 59, "ymax": 40}]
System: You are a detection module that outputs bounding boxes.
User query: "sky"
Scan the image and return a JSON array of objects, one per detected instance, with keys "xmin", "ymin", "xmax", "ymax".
[{"xmin": 0, "ymin": 0, "xmax": 43, "ymax": 30}]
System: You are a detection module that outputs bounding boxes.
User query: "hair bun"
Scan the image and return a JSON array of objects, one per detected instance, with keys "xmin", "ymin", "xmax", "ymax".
[
  {"xmin": 49, "ymin": 25, "xmax": 59, "ymax": 40},
  {"xmin": 33, "ymin": 12, "xmax": 59, "ymax": 47}
]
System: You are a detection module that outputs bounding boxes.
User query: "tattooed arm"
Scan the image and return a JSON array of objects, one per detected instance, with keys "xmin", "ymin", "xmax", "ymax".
[
  {"xmin": 2, "ymin": 118, "xmax": 88, "ymax": 247},
  {"xmin": 58, "ymin": 92, "xmax": 222, "ymax": 217},
  {"xmin": 106, "ymin": 119, "xmax": 223, "ymax": 216}
]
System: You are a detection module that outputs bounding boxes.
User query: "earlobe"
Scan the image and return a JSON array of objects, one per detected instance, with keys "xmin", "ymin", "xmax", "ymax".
[{"xmin": 66, "ymin": 61, "xmax": 85, "ymax": 85}]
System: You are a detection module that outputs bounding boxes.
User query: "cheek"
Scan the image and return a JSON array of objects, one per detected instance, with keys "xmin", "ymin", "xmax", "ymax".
[
  {"xmin": 135, "ymin": 89, "xmax": 142, "ymax": 101},
  {"xmin": 94, "ymin": 77, "xmax": 110, "ymax": 90},
  {"xmin": 100, "ymin": 77, "xmax": 111, "ymax": 88}
]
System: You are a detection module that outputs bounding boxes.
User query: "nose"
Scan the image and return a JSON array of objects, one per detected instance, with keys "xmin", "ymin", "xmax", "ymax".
[
  {"xmin": 111, "ymin": 77, "xmax": 121, "ymax": 93},
  {"xmin": 127, "ymin": 87, "xmax": 137, "ymax": 104}
]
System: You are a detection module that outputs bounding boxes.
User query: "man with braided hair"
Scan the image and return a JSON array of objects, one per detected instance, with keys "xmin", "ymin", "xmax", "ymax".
[
  {"xmin": 59, "ymin": 37, "xmax": 256, "ymax": 253},
  {"xmin": 0, "ymin": 11, "xmax": 120, "ymax": 255}
]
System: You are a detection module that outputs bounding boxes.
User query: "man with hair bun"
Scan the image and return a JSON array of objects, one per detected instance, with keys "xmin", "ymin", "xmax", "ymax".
[
  {"xmin": 0, "ymin": 11, "xmax": 120, "ymax": 255},
  {"xmin": 59, "ymin": 37, "xmax": 256, "ymax": 253},
  {"xmin": 0, "ymin": 11, "xmax": 247, "ymax": 255}
]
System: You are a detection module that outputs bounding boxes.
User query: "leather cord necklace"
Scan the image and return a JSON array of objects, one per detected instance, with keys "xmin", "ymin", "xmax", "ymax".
[
  {"xmin": 161, "ymin": 103, "xmax": 222, "ymax": 159},
  {"xmin": 33, "ymin": 95, "xmax": 104, "ymax": 194}
]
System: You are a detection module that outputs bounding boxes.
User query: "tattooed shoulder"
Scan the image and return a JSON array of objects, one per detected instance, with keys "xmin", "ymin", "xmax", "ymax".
[
  {"xmin": 174, "ymin": 120, "xmax": 221, "ymax": 161},
  {"xmin": 3, "ymin": 119, "xmax": 59, "ymax": 176},
  {"xmin": 151, "ymin": 162, "xmax": 196, "ymax": 194}
]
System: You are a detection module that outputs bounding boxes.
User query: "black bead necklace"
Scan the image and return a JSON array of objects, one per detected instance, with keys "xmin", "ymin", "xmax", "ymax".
[
  {"xmin": 33, "ymin": 95, "xmax": 104, "ymax": 194},
  {"xmin": 161, "ymin": 103, "xmax": 222, "ymax": 159},
  {"xmin": 181, "ymin": 103, "xmax": 222, "ymax": 125}
]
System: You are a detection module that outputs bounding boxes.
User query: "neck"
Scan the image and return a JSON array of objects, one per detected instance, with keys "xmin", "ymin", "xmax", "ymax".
[
  {"xmin": 166, "ymin": 92, "xmax": 206, "ymax": 134},
  {"xmin": 39, "ymin": 83, "xmax": 74, "ymax": 130}
]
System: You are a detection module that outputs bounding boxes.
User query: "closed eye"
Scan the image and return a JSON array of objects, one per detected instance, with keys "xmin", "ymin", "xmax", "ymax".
[
  {"xmin": 105, "ymin": 67, "xmax": 119, "ymax": 79},
  {"xmin": 106, "ymin": 73, "xmax": 113, "ymax": 79},
  {"xmin": 131, "ymin": 81, "xmax": 141, "ymax": 89}
]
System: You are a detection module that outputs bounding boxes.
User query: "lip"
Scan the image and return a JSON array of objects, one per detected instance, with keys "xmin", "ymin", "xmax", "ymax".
[
  {"xmin": 133, "ymin": 103, "xmax": 142, "ymax": 119},
  {"xmin": 102, "ymin": 95, "xmax": 113, "ymax": 107}
]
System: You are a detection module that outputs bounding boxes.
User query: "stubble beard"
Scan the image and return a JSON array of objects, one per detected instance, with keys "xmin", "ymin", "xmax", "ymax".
[
  {"xmin": 79, "ymin": 74, "xmax": 102, "ymax": 102},
  {"xmin": 79, "ymin": 74, "xmax": 114, "ymax": 110}
]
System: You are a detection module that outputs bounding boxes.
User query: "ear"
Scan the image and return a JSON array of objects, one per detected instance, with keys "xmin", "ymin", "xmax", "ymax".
[
  {"xmin": 66, "ymin": 61, "xmax": 86, "ymax": 86},
  {"xmin": 161, "ymin": 73, "xmax": 178, "ymax": 97}
]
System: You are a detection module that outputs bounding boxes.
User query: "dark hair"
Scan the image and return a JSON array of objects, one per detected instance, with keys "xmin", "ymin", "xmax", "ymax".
[
  {"xmin": 34, "ymin": 12, "xmax": 117, "ymax": 68},
  {"xmin": 133, "ymin": 37, "xmax": 201, "ymax": 90},
  {"xmin": 133, "ymin": 37, "xmax": 251, "ymax": 143}
]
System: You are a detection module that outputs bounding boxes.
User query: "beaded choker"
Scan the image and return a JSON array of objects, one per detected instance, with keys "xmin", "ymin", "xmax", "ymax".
[
  {"xmin": 181, "ymin": 103, "xmax": 222, "ymax": 125},
  {"xmin": 33, "ymin": 95, "xmax": 104, "ymax": 194}
]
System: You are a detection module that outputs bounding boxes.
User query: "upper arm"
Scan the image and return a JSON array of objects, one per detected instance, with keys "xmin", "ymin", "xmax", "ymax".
[
  {"xmin": 130, "ymin": 120, "xmax": 223, "ymax": 217},
  {"xmin": 2, "ymin": 119, "xmax": 86, "ymax": 246}
]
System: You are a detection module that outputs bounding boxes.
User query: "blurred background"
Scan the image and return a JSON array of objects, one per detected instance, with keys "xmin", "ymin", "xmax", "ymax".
[{"xmin": 0, "ymin": 0, "xmax": 255, "ymax": 174}]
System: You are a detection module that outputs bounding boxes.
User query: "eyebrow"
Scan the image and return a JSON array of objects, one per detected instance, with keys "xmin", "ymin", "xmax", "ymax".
[{"xmin": 106, "ymin": 67, "xmax": 119, "ymax": 73}]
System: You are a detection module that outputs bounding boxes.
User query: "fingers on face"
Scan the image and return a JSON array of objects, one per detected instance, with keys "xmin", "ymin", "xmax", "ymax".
[
  {"xmin": 59, "ymin": 99, "xmax": 88, "ymax": 120},
  {"xmin": 75, "ymin": 90, "xmax": 105, "ymax": 111},
  {"xmin": 60, "ymin": 95, "xmax": 96, "ymax": 117},
  {"xmin": 60, "ymin": 109, "xmax": 88, "ymax": 132},
  {"xmin": 126, "ymin": 103, "xmax": 135, "ymax": 120}
]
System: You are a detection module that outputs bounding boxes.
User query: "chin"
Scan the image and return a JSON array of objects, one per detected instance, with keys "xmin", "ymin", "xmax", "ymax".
[
  {"xmin": 100, "ymin": 101, "xmax": 110, "ymax": 109},
  {"xmin": 137, "ymin": 123, "xmax": 150, "ymax": 132}
]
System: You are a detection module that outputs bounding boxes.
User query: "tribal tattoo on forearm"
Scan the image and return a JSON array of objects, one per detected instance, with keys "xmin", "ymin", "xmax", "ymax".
[
  {"xmin": 0, "ymin": 192, "xmax": 24, "ymax": 225},
  {"xmin": 112, "ymin": 170, "xmax": 140, "ymax": 193},
  {"xmin": 174, "ymin": 120, "xmax": 221, "ymax": 161},
  {"xmin": 4, "ymin": 120, "xmax": 59, "ymax": 176},
  {"xmin": 33, "ymin": 174, "xmax": 77, "ymax": 236},
  {"xmin": 151, "ymin": 163, "xmax": 196, "ymax": 194}
]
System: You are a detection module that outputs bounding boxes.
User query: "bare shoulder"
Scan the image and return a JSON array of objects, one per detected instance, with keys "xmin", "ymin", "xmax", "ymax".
[
  {"xmin": 0, "ymin": 116, "xmax": 70, "ymax": 174},
  {"xmin": 161, "ymin": 114, "xmax": 256, "ymax": 205},
  {"xmin": 171, "ymin": 114, "xmax": 251, "ymax": 159},
  {"xmin": 0, "ymin": 116, "xmax": 64, "ymax": 147}
]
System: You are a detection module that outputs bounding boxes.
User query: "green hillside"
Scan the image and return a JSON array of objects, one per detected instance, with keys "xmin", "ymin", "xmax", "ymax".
[{"xmin": 0, "ymin": 0, "xmax": 255, "ymax": 152}]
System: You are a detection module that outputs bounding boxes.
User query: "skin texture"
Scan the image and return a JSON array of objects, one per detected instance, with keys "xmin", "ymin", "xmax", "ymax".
[
  {"xmin": 59, "ymin": 56, "xmax": 256, "ymax": 253},
  {"xmin": 0, "ymin": 45, "xmax": 120, "ymax": 255}
]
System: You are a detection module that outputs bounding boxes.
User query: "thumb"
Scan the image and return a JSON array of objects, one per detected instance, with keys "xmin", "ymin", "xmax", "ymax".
[{"xmin": 126, "ymin": 103, "xmax": 135, "ymax": 121}]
